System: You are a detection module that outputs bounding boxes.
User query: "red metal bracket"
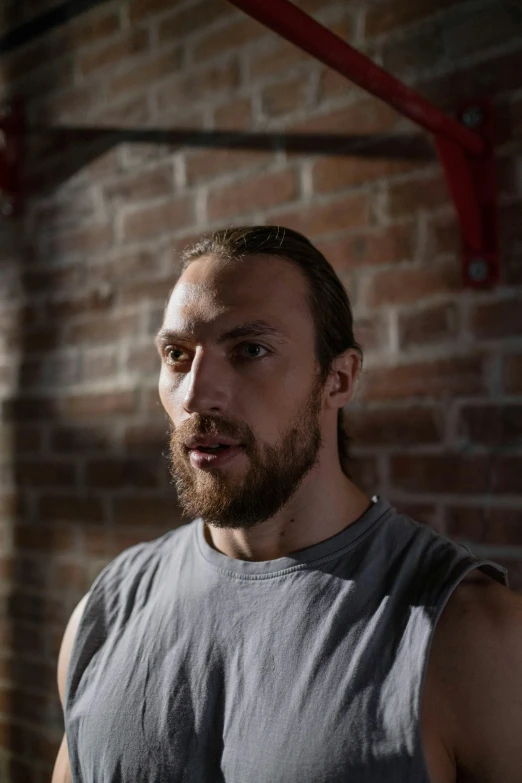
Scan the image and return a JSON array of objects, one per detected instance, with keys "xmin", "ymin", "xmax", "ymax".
[
  {"xmin": 0, "ymin": 101, "xmax": 23, "ymax": 218},
  {"xmin": 227, "ymin": 0, "xmax": 499, "ymax": 288}
]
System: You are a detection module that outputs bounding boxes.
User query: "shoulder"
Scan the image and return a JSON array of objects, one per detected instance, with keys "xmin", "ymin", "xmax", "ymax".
[{"xmin": 426, "ymin": 569, "xmax": 522, "ymax": 782}]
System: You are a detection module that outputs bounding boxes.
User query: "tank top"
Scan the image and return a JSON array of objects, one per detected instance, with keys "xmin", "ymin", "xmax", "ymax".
[{"xmin": 64, "ymin": 496, "xmax": 508, "ymax": 782}]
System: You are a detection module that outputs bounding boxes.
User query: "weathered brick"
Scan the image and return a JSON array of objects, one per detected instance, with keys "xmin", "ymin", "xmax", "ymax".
[
  {"xmin": 156, "ymin": 60, "xmax": 240, "ymax": 112},
  {"xmin": 193, "ymin": 16, "xmax": 266, "ymax": 60},
  {"xmin": 459, "ymin": 404, "xmax": 522, "ymax": 446},
  {"xmin": 273, "ymin": 192, "xmax": 370, "ymax": 237},
  {"xmin": 345, "ymin": 406, "xmax": 441, "ymax": 445},
  {"xmin": 387, "ymin": 174, "xmax": 451, "ymax": 220},
  {"xmin": 365, "ymin": 262, "xmax": 460, "ymax": 307},
  {"xmin": 312, "ymin": 156, "xmax": 418, "ymax": 193},
  {"xmin": 207, "ymin": 169, "xmax": 299, "ymax": 221},
  {"xmin": 2, "ymin": 397, "xmax": 57, "ymax": 422},
  {"xmin": 66, "ymin": 313, "xmax": 140, "ymax": 346},
  {"xmin": 358, "ymin": 356, "xmax": 484, "ymax": 401},
  {"xmin": 50, "ymin": 426, "xmax": 110, "ymax": 453},
  {"xmin": 261, "ymin": 77, "xmax": 310, "ymax": 118},
  {"xmin": 443, "ymin": 2, "xmax": 522, "ymax": 60},
  {"xmin": 15, "ymin": 460, "xmax": 76, "ymax": 488},
  {"xmin": 85, "ymin": 458, "xmax": 160, "ymax": 489},
  {"xmin": 364, "ymin": 0, "xmax": 461, "ymax": 38},
  {"xmin": 124, "ymin": 423, "xmax": 169, "ymax": 453},
  {"xmin": 108, "ymin": 49, "xmax": 183, "ymax": 98},
  {"xmin": 491, "ymin": 455, "xmax": 522, "ymax": 494},
  {"xmin": 158, "ymin": 0, "xmax": 231, "ymax": 42},
  {"xmin": 39, "ymin": 496, "xmax": 104, "ymax": 523},
  {"xmin": 113, "ymin": 497, "xmax": 181, "ymax": 527},
  {"xmin": 503, "ymin": 354, "xmax": 522, "ymax": 394},
  {"xmin": 44, "ymin": 223, "xmax": 113, "ymax": 258},
  {"xmin": 249, "ymin": 39, "xmax": 309, "ymax": 80},
  {"xmin": 382, "ymin": 25, "xmax": 445, "ymax": 79},
  {"xmin": 122, "ymin": 198, "xmax": 194, "ymax": 240},
  {"xmin": 103, "ymin": 164, "xmax": 174, "ymax": 207},
  {"xmin": 291, "ymin": 98, "xmax": 399, "ymax": 135},
  {"xmin": 399, "ymin": 302, "xmax": 459, "ymax": 348},
  {"xmin": 129, "ymin": 0, "xmax": 177, "ymax": 23},
  {"xmin": 390, "ymin": 454, "xmax": 490, "ymax": 494},
  {"xmin": 62, "ymin": 390, "xmax": 137, "ymax": 418},
  {"xmin": 213, "ymin": 97, "xmax": 254, "ymax": 130},
  {"xmin": 318, "ymin": 224, "xmax": 415, "ymax": 270},
  {"xmin": 13, "ymin": 524, "xmax": 75, "ymax": 553},
  {"xmin": 470, "ymin": 298, "xmax": 522, "ymax": 339},
  {"xmin": 66, "ymin": 8, "xmax": 121, "ymax": 48},
  {"xmin": 185, "ymin": 149, "xmax": 273, "ymax": 186},
  {"xmin": 79, "ymin": 29, "xmax": 150, "ymax": 76}
]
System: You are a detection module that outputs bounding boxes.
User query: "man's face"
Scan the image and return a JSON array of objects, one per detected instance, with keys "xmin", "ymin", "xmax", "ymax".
[{"xmin": 156, "ymin": 253, "xmax": 326, "ymax": 529}]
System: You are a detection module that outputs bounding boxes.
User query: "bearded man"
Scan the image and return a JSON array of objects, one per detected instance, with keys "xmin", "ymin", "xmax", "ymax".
[{"xmin": 53, "ymin": 226, "xmax": 522, "ymax": 783}]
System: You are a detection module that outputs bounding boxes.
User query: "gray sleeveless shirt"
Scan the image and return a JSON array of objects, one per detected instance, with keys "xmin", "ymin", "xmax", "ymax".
[{"xmin": 65, "ymin": 496, "xmax": 508, "ymax": 782}]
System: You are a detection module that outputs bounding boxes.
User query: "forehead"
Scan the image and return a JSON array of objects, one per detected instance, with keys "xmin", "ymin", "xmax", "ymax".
[{"xmin": 164, "ymin": 253, "xmax": 313, "ymax": 338}]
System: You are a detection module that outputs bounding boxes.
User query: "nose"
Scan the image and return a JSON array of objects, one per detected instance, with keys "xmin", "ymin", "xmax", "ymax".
[{"xmin": 182, "ymin": 349, "xmax": 229, "ymax": 415}]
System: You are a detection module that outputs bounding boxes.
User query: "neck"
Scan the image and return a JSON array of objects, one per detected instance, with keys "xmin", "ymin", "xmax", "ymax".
[{"xmin": 204, "ymin": 451, "xmax": 372, "ymax": 562}]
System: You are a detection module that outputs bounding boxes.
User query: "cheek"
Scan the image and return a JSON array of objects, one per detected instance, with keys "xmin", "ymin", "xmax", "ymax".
[{"xmin": 158, "ymin": 369, "xmax": 180, "ymax": 414}]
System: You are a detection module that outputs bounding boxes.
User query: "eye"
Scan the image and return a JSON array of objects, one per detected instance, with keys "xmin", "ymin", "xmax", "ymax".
[
  {"xmin": 164, "ymin": 346, "xmax": 189, "ymax": 365},
  {"xmin": 237, "ymin": 343, "xmax": 268, "ymax": 359}
]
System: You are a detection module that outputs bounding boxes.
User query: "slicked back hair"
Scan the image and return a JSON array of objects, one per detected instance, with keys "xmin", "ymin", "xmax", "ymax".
[{"xmin": 179, "ymin": 226, "xmax": 362, "ymax": 477}]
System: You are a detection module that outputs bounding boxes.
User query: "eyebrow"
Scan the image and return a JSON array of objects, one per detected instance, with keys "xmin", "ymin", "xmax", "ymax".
[{"xmin": 154, "ymin": 319, "xmax": 289, "ymax": 349}]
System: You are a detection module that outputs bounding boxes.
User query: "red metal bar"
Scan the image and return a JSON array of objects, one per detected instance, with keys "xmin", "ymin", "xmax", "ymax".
[{"xmin": 227, "ymin": 0, "xmax": 485, "ymax": 157}]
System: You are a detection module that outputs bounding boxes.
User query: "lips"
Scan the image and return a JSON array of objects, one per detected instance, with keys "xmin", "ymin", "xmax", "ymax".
[{"xmin": 184, "ymin": 435, "xmax": 242, "ymax": 450}]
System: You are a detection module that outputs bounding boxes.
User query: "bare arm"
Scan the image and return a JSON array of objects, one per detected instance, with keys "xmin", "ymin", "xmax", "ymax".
[
  {"xmin": 424, "ymin": 571, "xmax": 522, "ymax": 783},
  {"xmin": 51, "ymin": 593, "xmax": 90, "ymax": 783}
]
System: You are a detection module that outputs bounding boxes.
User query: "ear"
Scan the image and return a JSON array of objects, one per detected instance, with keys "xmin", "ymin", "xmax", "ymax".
[{"xmin": 324, "ymin": 349, "xmax": 361, "ymax": 411}]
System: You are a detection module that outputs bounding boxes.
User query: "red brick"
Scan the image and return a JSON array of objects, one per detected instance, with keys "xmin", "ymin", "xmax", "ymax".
[
  {"xmin": 273, "ymin": 192, "xmax": 370, "ymax": 237},
  {"xmin": 91, "ymin": 93, "xmax": 150, "ymax": 128},
  {"xmin": 120, "ymin": 277, "xmax": 175, "ymax": 306},
  {"xmin": 39, "ymin": 496, "xmax": 104, "ymax": 523},
  {"xmin": 2, "ymin": 397, "xmax": 57, "ymax": 423},
  {"xmin": 78, "ymin": 29, "xmax": 150, "ymax": 76},
  {"xmin": 345, "ymin": 406, "xmax": 441, "ymax": 445},
  {"xmin": 207, "ymin": 169, "xmax": 298, "ymax": 221},
  {"xmin": 13, "ymin": 525, "xmax": 75, "ymax": 553},
  {"xmin": 66, "ymin": 313, "xmax": 140, "ymax": 346},
  {"xmin": 426, "ymin": 213, "xmax": 460, "ymax": 257},
  {"xmin": 51, "ymin": 561, "xmax": 88, "ymax": 592},
  {"xmin": 97, "ymin": 248, "xmax": 161, "ymax": 283},
  {"xmin": 15, "ymin": 460, "xmax": 76, "ymax": 488},
  {"xmin": 382, "ymin": 26, "xmax": 444, "ymax": 79},
  {"xmin": 213, "ymin": 97, "xmax": 254, "ymax": 130},
  {"xmin": 67, "ymin": 8, "xmax": 120, "ymax": 47},
  {"xmin": 82, "ymin": 349, "xmax": 118, "ymax": 382},
  {"xmin": 365, "ymin": 262, "xmax": 460, "ymax": 307},
  {"xmin": 353, "ymin": 316, "xmax": 383, "ymax": 352},
  {"xmin": 45, "ymin": 223, "xmax": 113, "ymax": 258},
  {"xmin": 193, "ymin": 16, "xmax": 266, "ymax": 60},
  {"xmin": 122, "ymin": 344, "xmax": 161, "ymax": 374},
  {"xmin": 158, "ymin": 0, "xmax": 231, "ymax": 42},
  {"xmin": 317, "ymin": 224, "xmax": 415, "ymax": 270},
  {"xmin": 399, "ymin": 302, "xmax": 459, "ymax": 348},
  {"xmin": 364, "ymin": 0, "xmax": 461, "ymax": 38},
  {"xmin": 249, "ymin": 39, "xmax": 309, "ymax": 81},
  {"xmin": 103, "ymin": 164, "xmax": 174, "ymax": 206},
  {"xmin": 390, "ymin": 454, "xmax": 489, "ymax": 494},
  {"xmin": 50, "ymin": 426, "xmax": 110, "ymax": 453},
  {"xmin": 491, "ymin": 455, "xmax": 522, "ymax": 494},
  {"xmin": 312, "ymin": 156, "xmax": 419, "ymax": 193},
  {"xmin": 108, "ymin": 49, "xmax": 183, "ymax": 98},
  {"xmin": 443, "ymin": 3, "xmax": 521, "ymax": 60},
  {"xmin": 503, "ymin": 354, "xmax": 522, "ymax": 394},
  {"xmin": 387, "ymin": 174, "xmax": 451, "ymax": 219},
  {"xmin": 62, "ymin": 390, "xmax": 137, "ymax": 418},
  {"xmin": 124, "ymin": 424, "xmax": 169, "ymax": 453},
  {"xmin": 122, "ymin": 198, "xmax": 194, "ymax": 241},
  {"xmin": 358, "ymin": 356, "xmax": 484, "ymax": 401},
  {"xmin": 291, "ymin": 98, "xmax": 399, "ymax": 135},
  {"xmin": 459, "ymin": 404, "xmax": 522, "ymax": 446},
  {"xmin": 470, "ymin": 299, "xmax": 522, "ymax": 339},
  {"xmin": 113, "ymin": 497, "xmax": 181, "ymax": 527},
  {"xmin": 395, "ymin": 502, "xmax": 441, "ymax": 530},
  {"xmin": 345, "ymin": 456, "xmax": 379, "ymax": 491},
  {"xmin": 261, "ymin": 77, "xmax": 310, "ymax": 118},
  {"xmin": 85, "ymin": 458, "xmax": 160, "ymax": 489},
  {"xmin": 156, "ymin": 61, "xmax": 240, "ymax": 112},
  {"xmin": 185, "ymin": 148, "xmax": 273, "ymax": 185},
  {"xmin": 129, "ymin": 0, "xmax": 177, "ymax": 23},
  {"xmin": 446, "ymin": 506, "xmax": 522, "ymax": 546}
]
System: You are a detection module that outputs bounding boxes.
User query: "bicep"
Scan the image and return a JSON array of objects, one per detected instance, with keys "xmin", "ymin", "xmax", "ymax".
[{"xmin": 430, "ymin": 575, "xmax": 522, "ymax": 783}]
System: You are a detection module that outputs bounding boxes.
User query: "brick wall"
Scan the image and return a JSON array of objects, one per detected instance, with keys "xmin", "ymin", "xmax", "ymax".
[{"xmin": 0, "ymin": 0, "xmax": 521, "ymax": 779}]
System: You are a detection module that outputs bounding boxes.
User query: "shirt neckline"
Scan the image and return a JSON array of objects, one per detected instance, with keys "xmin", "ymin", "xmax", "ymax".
[{"xmin": 194, "ymin": 496, "xmax": 392, "ymax": 578}]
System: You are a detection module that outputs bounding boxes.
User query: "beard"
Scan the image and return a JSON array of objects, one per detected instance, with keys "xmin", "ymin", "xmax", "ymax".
[{"xmin": 168, "ymin": 377, "xmax": 324, "ymax": 530}]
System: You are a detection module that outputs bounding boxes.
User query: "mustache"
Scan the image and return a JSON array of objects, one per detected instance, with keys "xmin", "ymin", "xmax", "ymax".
[{"xmin": 169, "ymin": 414, "xmax": 256, "ymax": 450}]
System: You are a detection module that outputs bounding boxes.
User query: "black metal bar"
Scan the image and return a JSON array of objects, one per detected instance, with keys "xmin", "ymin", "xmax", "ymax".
[{"xmin": 0, "ymin": 0, "xmax": 111, "ymax": 55}]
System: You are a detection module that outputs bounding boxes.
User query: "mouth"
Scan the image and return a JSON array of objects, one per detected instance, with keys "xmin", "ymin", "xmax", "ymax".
[{"xmin": 187, "ymin": 442, "xmax": 245, "ymax": 470}]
